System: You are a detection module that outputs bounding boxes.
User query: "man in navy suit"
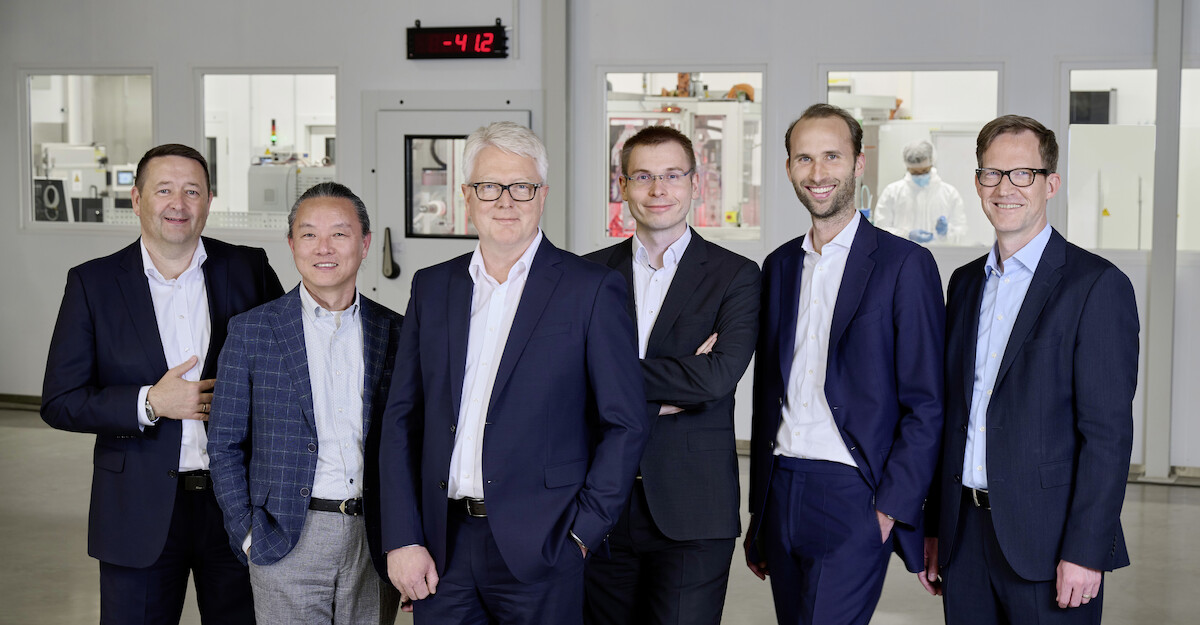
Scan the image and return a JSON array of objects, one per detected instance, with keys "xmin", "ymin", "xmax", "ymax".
[
  {"xmin": 583, "ymin": 125, "xmax": 760, "ymax": 625},
  {"xmin": 745, "ymin": 104, "xmax": 945, "ymax": 625},
  {"xmin": 209, "ymin": 182, "xmax": 402, "ymax": 624},
  {"xmin": 379, "ymin": 121, "xmax": 649, "ymax": 624},
  {"xmin": 919, "ymin": 115, "xmax": 1138, "ymax": 625},
  {"xmin": 42, "ymin": 144, "xmax": 283, "ymax": 624}
]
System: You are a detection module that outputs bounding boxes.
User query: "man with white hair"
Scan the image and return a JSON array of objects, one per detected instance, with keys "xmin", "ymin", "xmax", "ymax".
[
  {"xmin": 874, "ymin": 140, "xmax": 968, "ymax": 244},
  {"xmin": 379, "ymin": 121, "xmax": 650, "ymax": 624}
]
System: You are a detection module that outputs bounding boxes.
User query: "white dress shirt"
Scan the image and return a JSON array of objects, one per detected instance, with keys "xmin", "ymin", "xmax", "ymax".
[
  {"xmin": 774, "ymin": 211, "xmax": 862, "ymax": 467},
  {"xmin": 448, "ymin": 230, "xmax": 544, "ymax": 500},
  {"xmin": 631, "ymin": 228, "xmax": 691, "ymax": 358},
  {"xmin": 135, "ymin": 239, "xmax": 212, "ymax": 472},
  {"xmin": 299, "ymin": 285, "xmax": 365, "ymax": 500},
  {"xmin": 962, "ymin": 224, "xmax": 1052, "ymax": 489}
]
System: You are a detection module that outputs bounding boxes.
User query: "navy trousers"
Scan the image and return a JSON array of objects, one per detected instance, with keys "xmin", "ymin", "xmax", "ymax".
[
  {"xmin": 943, "ymin": 491, "xmax": 1103, "ymax": 625},
  {"xmin": 583, "ymin": 479, "xmax": 736, "ymax": 625},
  {"xmin": 99, "ymin": 481, "xmax": 254, "ymax": 625},
  {"xmin": 413, "ymin": 507, "xmax": 585, "ymax": 624},
  {"xmin": 762, "ymin": 456, "xmax": 891, "ymax": 625}
]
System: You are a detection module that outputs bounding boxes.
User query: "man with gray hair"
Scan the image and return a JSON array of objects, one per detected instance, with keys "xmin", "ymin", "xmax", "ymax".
[
  {"xmin": 209, "ymin": 182, "xmax": 403, "ymax": 624},
  {"xmin": 874, "ymin": 139, "xmax": 968, "ymax": 244},
  {"xmin": 379, "ymin": 121, "xmax": 649, "ymax": 623}
]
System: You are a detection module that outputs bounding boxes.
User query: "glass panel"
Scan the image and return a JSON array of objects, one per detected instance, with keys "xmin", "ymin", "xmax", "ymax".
[
  {"xmin": 605, "ymin": 72, "xmax": 762, "ymax": 241},
  {"xmin": 406, "ymin": 136, "xmax": 476, "ymax": 238},
  {"xmin": 1180, "ymin": 69, "xmax": 1200, "ymax": 252},
  {"xmin": 1176, "ymin": 67, "xmax": 1200, "ymax": 471},
  {"xmin": 203, "ymin": 74, "xmax": 336, "ymax": 229},
  {"xmin": 826, "ymin": 70, "xmax": 999, "ymax": 247},
  {"xmin": 1066, "ymin": 69, "xmax": 1157, "ymax": 250},
  {"xmin": 29, "ymin": 74, "xmax": 153, "ymax": 224}
]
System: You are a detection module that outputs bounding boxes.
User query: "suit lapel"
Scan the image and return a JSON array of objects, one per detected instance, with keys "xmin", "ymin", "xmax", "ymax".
[
  {"xmin": 777, "ymin": 241, "xmax": 804, "ymax": 385},
  {"xmin": 447, "ymin": 257, "xmax": 474, "ymax": 422},
  {"xmin": 994, "ymin": 231, "xmax": 1065, "ymax": 389},
  {"xmin": 647, "ymin": 231, "xmax": 707, "ymax": 356},
  {"xmin": 359, "ymin": 297, "xmax": 389, "ymax": 434},
  {"xmin": 271, "ymin": 289, "xmax": 317, "ymax": 430},
  {"xmin": 200, "ymin": 239, "xmax": 229, "ymax": 379},
  {"xmin": 604, "ymin": 238, "xmax": 637, "ymax": 321},
  {"xmin": 490, "ymin": 239, "xmax": 564, "ymax": 405},
  {"xmin": 829, "ymin": 222, "xmax": 878, "ymax": 351},
  {"xmin": 116, "ymin": 241, "xmax": 169, "ymax": 374},
  {"xmin": 958, "ymin": 260, "xmax": 987, "ymax": 403}
]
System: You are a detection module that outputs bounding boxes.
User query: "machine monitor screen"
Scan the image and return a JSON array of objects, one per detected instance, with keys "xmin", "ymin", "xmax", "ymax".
[
  {"xmin": 407, "ymin": 23, "xmax": 508, "ymax": 59},
  {"xmin": 112, "ymin": 166, "xmax": 136, "ymax": 193}
]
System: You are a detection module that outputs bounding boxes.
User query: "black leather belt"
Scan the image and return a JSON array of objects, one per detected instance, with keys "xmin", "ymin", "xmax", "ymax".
[
  {"xmin": 451, "ymin": 497, "xmax": 487, "ymax": 517},
  {"xmin": 963, "ymin": 486, "xmax": 991, "ymax": 510},
  {"xmin": 309, "ymin": 497, "xmax": 363, "ymax": 516},
  {"xmin": 176, "ymin": 470, "xmax": 212, "ymax": 492}
]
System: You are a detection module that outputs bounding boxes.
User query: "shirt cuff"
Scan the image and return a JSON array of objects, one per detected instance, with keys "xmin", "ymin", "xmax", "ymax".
[
  {"xmin": 136, "ymin": 385, "xmax": 154, "ymax": 430},
  {"xmin": 242, "ymin": 530, "xmax": 252, "ymax": 556},
  {"xmin": 569, "ymin": 530, "xmax": 587, "ymax": 551}
]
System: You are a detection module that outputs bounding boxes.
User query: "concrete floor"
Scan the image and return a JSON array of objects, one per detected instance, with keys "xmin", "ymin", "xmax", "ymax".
[{"xmin": 3, "ymin": 407, "xmax": 1198, "ymax": 624}]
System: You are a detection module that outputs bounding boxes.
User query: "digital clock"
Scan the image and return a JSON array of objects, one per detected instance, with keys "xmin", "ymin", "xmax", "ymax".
[{"xmin": 407, "ymin": 20, "xmax": 509, "ymax": 59}]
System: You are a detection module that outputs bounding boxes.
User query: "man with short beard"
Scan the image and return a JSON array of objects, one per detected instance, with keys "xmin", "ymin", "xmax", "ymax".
[{"xmin": 744, "ymin": 104, "xmax": 945, "ymax": 625}]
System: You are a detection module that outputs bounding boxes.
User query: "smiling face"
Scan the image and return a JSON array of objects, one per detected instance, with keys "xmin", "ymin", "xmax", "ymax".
[
  {"xmin": 288, "ymin": 196, "xmax": 371, "ymax": 310},
  {"xmin": 131, "ymin": 155, "xmax": 212, "ymax": 256},
  {"xmin": 621, "ymin": 141, "xmax": 697, "ymax": 241},
  {"xmin": 463, "ymin": 146, "xmax": 546, "ymax": 259},
  {"xmin": 976, "ymin": 130, "xmax": 1060, "ymax": 254},
  {"xmin": 785, "ymin": 116, "xmax": 864, "ymax": 221}
]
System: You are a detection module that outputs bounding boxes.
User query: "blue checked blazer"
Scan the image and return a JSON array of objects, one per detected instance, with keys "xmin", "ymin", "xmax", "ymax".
[{"xmin": 208, "ymin": 286, "xmax": 402, "ymax": 578}]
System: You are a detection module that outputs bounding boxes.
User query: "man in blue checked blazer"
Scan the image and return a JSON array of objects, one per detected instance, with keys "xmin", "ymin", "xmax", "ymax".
[{"xmin": 209, "ymin": 182, "xmax": 402, "ymax": 624}]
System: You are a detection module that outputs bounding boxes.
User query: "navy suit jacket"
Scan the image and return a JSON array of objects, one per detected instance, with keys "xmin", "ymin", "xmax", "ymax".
[
  {"xmin": 930, "ymin": 229, "xmax": 1137, "ymax": 581},
  {"xmin": 208, "ymin": 287, "xmax": 402, "ymax": 580},
  {"xmin": 748, "ymin": 219, "xmax": 945, "ymax": 573},
  {"xmin": 378, "ymin": 237, "xmax": 650, "ymax": 583},
  {"xmin": 585, "ymin": 230, "xmax": 760, "ymax": 541},
  {"xmin": 41, "ymin": 237, "xmax": 283, "ymax": 568}
]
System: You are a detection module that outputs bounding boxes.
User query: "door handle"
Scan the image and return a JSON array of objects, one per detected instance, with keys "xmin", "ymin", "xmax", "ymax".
[{"xmin": 382, "ymin": 227, "xmax": 400, "ymax": 279}]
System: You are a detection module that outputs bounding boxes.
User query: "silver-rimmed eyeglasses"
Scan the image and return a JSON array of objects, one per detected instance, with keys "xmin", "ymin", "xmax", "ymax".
[
  {"xmin": 623, "ymin": 169, "xmax": 694, "ymax": 187},
  {"xmin": 470, "ymin": 182, "xmax": 544, "ymax": 202},
  {"xmin": 975, "ymin": 168, "xmax": 1050, "ymax": 188}
]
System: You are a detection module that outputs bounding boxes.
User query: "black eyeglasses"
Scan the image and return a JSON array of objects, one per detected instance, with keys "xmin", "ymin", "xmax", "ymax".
[
  {"xmin": 469, "ymin": 182, "xmax": 544, "ymax": 202},
  {"xmin": 975, "ymin": 168, "xmax": 1050, "ymax": 188}
]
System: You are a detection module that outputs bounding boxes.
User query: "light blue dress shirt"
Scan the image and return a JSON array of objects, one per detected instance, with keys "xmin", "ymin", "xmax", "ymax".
[{"xmin": 962, "ymin": 224, "xmax": 1052, "ymax": 490}]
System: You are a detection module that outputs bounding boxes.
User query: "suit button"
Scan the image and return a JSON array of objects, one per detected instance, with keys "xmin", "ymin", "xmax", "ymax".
[
  {"xmin": 450, "ymin": 424, "xmax": 456, "ymax": 434},
  {"xmin": 167, "ymin": 470, "xmax": 177, "ymax": 478},
  {"xmin": 960, "ymin": 425, "xmax": 967, "ymax": 432},
  {"xmin": 438, "ymin": 481, "xmax": 447, "ymax": 490},
  {"xmin": 308, "ymin": 443, "xmax": 317, "ymax": 452},
  {"xmin": 954, "ymin": 474, "xmax": 962, "ymax": 482},
  {"xmin": 300, "ymin": 487, "xmax": 310, "ymax": 497}
]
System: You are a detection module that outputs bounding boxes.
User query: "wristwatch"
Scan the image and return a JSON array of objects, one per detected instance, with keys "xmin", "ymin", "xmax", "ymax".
[{"xmin": 144, "ymin": 395, "xmax": 159, "ymax": 425}]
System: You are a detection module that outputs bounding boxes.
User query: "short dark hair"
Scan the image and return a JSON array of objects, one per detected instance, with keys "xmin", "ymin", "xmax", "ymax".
[
  {"xmin": 619, "ymin": 125, "xmax": 697, "ymax": 176},
  {"xmin": 976, "ymin": 115, "xmax": 1059, "ymax": 173},
  {"xmin": 784, "ymin": 103, "xmax": 864, "ymax": 158},
  {"xmin": 287, "ymin": 182, "xmax": 371, "ymax": 238},
  {"xmin": 135, "ymin": 144, "xmax": 210, "ymax": 193}
]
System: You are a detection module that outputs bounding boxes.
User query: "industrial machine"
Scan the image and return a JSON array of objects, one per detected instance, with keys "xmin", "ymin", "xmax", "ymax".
[{"xmin": 247, "ymin": 161, "xmax": 337, "ymax": 213}]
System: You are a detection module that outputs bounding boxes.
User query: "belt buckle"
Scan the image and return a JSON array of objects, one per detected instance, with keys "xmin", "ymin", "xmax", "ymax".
[
  {"xmin": 464, "ymin": 498, "xmax": 486, "ymax": 517},
  {"xmin": 339, "ymin": 499, "xmax": 350, "ymax": 515},
  {"xmin": 338, "ymin": 498, "xmax": 361, "ymax": 516},
  {"xmin": 971, "ymin": 488, "xmax": 989, "ymax": 510}
]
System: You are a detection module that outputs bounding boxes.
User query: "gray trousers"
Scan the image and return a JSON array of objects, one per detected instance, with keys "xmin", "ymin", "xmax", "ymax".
[{"xmin": 249, "ymin": 509, "xmax": 399, "ymax": 625}]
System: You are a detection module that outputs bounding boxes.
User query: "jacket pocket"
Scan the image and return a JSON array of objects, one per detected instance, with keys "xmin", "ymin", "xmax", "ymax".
[
  {"xmin": 545, "ymin": 459, "xmax": 587, "ymax": 488},
  {"xmin": 1039, "ymin": 459, "xmax": 1073, "ymax": 488},
  {"xmin": 530, "ymin": 322, "xmax": 572, "ymax": 340},
  {"xmin": 93, "ymin": 443, "xmax": 124, "ymax": 473}
]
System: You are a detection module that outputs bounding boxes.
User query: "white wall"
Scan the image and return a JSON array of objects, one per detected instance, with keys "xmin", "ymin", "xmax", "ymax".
[{"xmin": 0, "ymin": 0, "xmax": 543, "ymax": 396}]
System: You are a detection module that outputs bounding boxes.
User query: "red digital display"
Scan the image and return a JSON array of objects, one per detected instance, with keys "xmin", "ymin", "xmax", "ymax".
[{"xmin": 408, "ymin": 24, "xmax": 508, "ymax": 59}]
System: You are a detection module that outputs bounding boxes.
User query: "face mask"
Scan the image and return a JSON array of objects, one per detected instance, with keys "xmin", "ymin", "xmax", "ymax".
[{"xmin": 911, "ymin": 173, "xmax": 932, "ymax": 188}]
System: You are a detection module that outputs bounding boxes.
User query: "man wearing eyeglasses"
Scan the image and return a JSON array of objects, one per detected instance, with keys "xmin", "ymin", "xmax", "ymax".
[
  {"xmin": 919, "ymin": 115, "xmax": 1138, "ymax": 624},
  {"xmin": 379, "ymin": 121, "xmax": 649, "ymax": 624},
  {"xmin": 582, "ymin": 125, "xmax": 760, "ymax": 625},
  {"xmin": 746, "ymin": 104, "xmax": 945, "ymax": 625}
]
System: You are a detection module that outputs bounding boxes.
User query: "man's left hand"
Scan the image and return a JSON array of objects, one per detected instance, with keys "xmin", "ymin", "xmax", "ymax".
[
  {"xmin": 1056, "ymin": 560, "xmax": 1101, "ymax": 608},
  {"xmin": 876, "ymin": 510, "xmax": 895, "ymax": 543}
]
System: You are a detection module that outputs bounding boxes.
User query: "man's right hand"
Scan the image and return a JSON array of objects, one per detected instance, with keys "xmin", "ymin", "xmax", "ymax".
[
  {"xmin": 388, "ymin": 545, "xmax": 439, "ymax": 612},
  {"xmin": 744, "ymin": 533, "xmax": 769, "ymax": 580},
  {"xmin": 917, "ymin": 537, "xmax": 942, "ymax": 596},
  {"xmin": 147, "ymin": 356, "xmax": 215, "ymax": 421}
]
